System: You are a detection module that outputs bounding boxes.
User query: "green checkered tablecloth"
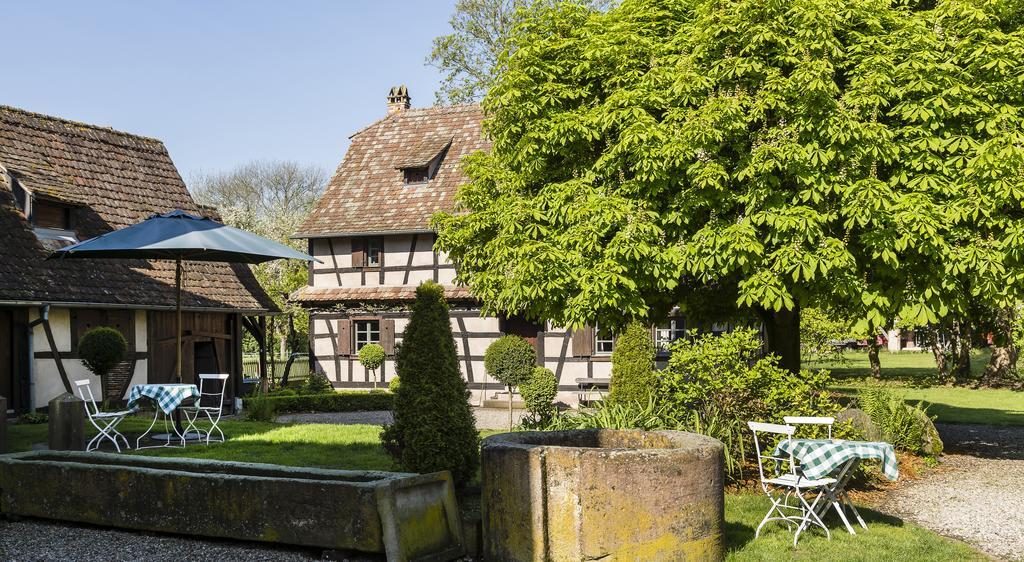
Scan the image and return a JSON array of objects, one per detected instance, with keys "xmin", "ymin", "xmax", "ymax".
[
  {"xmin": 773, "ymin": 439, "xmax": 899, "ymax": 481},
  {"xmin": 128, "ymin": 383, "xmax": 200, "ymax": 415}
]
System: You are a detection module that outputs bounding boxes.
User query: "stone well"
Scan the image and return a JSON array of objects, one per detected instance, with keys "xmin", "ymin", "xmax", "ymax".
[{"xmin": 482, "ymin": 429, "xmax": 724, "ymax": 562}]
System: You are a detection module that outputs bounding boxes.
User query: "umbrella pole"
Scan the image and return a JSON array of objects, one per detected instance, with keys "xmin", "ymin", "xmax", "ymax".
[{"xmin": 176, "ymin": 259, "xmax": 183, "ymax": 384}]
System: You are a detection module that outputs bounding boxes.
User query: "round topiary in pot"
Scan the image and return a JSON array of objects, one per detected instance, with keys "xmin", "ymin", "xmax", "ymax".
[
  {"xmin": 78, "ymin": 327, "xmax": 127, "ymax": 403},
  {"xmin": 358, "ymin": 343, "xmax": 386, "ymax": 390},
  {"xmin": 484, "ymin": 335, "xmax": 537, "ymax": 430}
]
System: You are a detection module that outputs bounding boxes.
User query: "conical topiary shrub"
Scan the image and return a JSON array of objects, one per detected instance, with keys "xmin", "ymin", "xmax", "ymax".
[{"xmin": 381, "ymin": 281, "xmax": 479, "ymax": 484}]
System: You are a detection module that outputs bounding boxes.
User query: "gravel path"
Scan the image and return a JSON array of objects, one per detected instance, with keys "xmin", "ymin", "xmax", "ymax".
[
  {"xmin": 0, "ymin": 519, "xmax": 328, "ymax": 561},
  {"xmin": 277, "ymin": 407, "xmax": 526, "ymax": 430},
  {"xmin": 882, "ymin": 423, "xmax": 1024, "ymax": 561}
]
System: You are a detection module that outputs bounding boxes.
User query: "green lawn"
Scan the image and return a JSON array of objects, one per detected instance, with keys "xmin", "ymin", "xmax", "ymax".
[
  {"xmin": 4, "ymin": 420, "xmax": 984, "ymax": 560},
  {"xmin": 805, "ymin": 349, "xmax": 991, "ymax": 383},
  {"xmin": 806, "ymin": 349, "xmax": 1024, "ymax": 426},
  {"xmin": 724, "ymin": 494, "xmax": 983, "ymax": 561}
]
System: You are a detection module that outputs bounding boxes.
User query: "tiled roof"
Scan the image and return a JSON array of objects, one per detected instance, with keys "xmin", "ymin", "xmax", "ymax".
[
  {"xmin": 0, "ymin": 105, "xmax": 277, "ymax": 312},
  {"xmin": 291, "ymin": 285, "xmax": 474, "ymax": 304},
  {"xmin": 295, "ymin": 104, "xmax": 490, "ymax": 237}
]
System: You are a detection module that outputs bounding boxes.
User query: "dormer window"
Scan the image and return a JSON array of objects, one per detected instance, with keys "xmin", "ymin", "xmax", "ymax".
[
  {"xmin": 32, "ymin": 199, "xmax": 72, "ymax": 230},
  {"xmin": 403, "ymin": 166, "xmax": 431, "ymax": 184},
  {"xmin": 395, "ymin": 135, "xmax": 452, "ymax": 185}
]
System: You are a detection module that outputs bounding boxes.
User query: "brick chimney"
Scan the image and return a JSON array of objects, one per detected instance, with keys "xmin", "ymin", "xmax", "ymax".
[{"xmin": 386, "ymin": 85, "xmax": 411, "ymax": 115}]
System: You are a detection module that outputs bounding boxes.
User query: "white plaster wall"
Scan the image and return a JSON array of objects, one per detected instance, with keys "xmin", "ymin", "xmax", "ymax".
[
  {"xmin": 134, "ymin": 310, "xmax": 147, "ymax": 352},
  {"xmin": 435, "ymin": 269, "xmax": 457, "ymax": 285},
  {"xmin": 453, "ymin": 316, "xmax": 497, "ymax": 333}
]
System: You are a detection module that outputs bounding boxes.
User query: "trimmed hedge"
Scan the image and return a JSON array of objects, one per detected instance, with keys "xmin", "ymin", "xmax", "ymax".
[{"xmin": 242, "ymin": 391, "xmax": 393, "ymax": 414}]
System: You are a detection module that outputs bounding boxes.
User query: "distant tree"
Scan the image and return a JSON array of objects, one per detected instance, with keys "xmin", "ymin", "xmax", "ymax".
[
  {"xmin": 191, "ymin": 160, "xmax": 328, "ymax": 359},
  {"xmin": 381, "ymin": 282, "xmax": 479, "ymax": 484},
  {"xmin": 428, "ymin": 0, "xmax": 614, "ymax": 104}
]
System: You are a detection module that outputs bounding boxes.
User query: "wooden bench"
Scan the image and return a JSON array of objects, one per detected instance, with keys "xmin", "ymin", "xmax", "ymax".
[{"xmin": 575, "ymin": 377, "xmax": 610, "ymax": 405}]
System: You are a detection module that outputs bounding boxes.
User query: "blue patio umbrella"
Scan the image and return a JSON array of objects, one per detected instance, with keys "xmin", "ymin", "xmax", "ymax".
[{"xmin": 51, "ymin": 210, "xmax": 317, "ymax": 382}]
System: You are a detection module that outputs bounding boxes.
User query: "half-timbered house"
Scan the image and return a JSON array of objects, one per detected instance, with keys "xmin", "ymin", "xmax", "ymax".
[
  {"xmin": 0, "ymin": 105, "xmax": 277, "ymax": 414},
  {"xmin": 293, "ymin": 87, "xmax": 709, "ymax": 405}
]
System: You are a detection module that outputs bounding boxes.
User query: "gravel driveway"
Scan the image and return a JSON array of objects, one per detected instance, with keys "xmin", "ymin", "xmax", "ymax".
[
  {"xmin": 882, "ymin": 423, "xmax": 1024, "ymax": 561},
  {"xmin": 0, "ymin": 519, "xmax": 325, "ymax": 561}
]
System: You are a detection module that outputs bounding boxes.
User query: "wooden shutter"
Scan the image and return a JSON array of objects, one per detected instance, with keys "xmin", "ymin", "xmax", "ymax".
[
  {"xmin": 350, "ymin": 238, "xmax": 365, "ymax": 267},
  {"xmin": 571, "ymin": 324, "xmax": 594, "ymax": 357},
  {"xmin": 337, "ymin": 319, "xmax": 352, "ymax": 356},
  {"xmin": 381, "ymin": 319, "xmax": 396, "ymax": 355}
]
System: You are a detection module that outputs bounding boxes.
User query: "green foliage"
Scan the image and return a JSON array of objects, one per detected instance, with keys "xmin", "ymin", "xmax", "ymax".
[
  {"xmin": 519, "ymin": 366, "xmax": 558, "ymax": 422},
  {"xmin": 434, "ymin": 0, "xmax": 1024, "ymax": 353},
  {"xmin": 859, "ymin": 386, "xmax": 943, "ymax": 456},
  {"xmin": 358, "ymin": 343, "xmax": 386, "ymax": 370},
  {"xmin": 388, "ymin": 375, "xmax": 401, "ymax": 393},
  {"xmin": 483, "ymin": 335, "xmax": 536, "ymax": 388},
  {"xmin": 245, "ymin": 394, "xmax": 278, "ymax": 422},
  {"xmin": 359, "ymin": 343, "xmax": 387, "ymax": 389},
  {"xmin": 77, "ymin": 327, "xmax": 127, "ymax": 380},
  {"xmin": 302, "ymin": 370, "xmax": 334, "ymax": 395},
  {"xmin": 800, "ymin": 307, "xmax": 855, "ymax": 363},
  {"xmin": 429, "ymin": 0, "xmax": 612, "ymax": 104},
  {"xmin": 270, "ymin": 388, "xmax": 297, "ymax": 397},
  {"xmin": 17, "ymin": 412, "xmax": 48, "ymax": 424},
  {"xmin": 380, "ymin": 282, "xmax": 480, "ymax": 485},
  {"xmin": 608, "ymin": 321, "xmax": 657, "ymax": 404},
  {"xmin": 544, "ymin": 395, "xmax": 675, "ymax": 431},
  {"xmin": 660, "ymin": 329, "xmax": 842, "ymax": 479},
  {"xmin": 242, "ymin": 391, "xmax": 394, "ymax": 414}
]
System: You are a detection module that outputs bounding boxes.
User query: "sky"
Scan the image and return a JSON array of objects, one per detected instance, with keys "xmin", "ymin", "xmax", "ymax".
[{"xmin": 3, "ymin": 1, "xmax": 457, "ymax": 183}]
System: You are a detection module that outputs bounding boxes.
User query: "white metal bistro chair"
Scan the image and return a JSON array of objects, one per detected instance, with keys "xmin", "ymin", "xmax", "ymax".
[
  {"xmin": 74, "ymin": 379, "xmax": 133, "ymax": 452},
  {"xmin": 181, "ymin": 374, "xmax": 229, "ymax": 445},
  {"xmin": 748, "ymin": 421, "xmax": 834, "ymax": 546},
  {"xmin": 783, "ymin": 416, "xmax": 835, "ymax": 439},
  {"xmin": 785, "ymin": 415, "xmax": 867, "ymax": 534}
]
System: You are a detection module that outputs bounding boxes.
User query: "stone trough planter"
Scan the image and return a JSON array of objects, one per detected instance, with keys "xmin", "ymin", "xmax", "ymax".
[
  {"xmin": 482, "ymin": 429, "xmax": 725, "ymax": 562},
  {"xmin": 0, "ymin": 451, "xmax": 464, "ymax": 561}
]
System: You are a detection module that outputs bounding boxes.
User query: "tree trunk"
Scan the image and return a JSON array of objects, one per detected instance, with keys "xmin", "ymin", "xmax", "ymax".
[
  {"xmin": 953, "ymin": 321, "xmax": 972, "ymax": 382},
  {"xmin": 868, "ymin": 338, "xmax": 881, "ymax": 378},
  {"xmin": 984, "ymin": 307, "xmax": 1018, "ymax": 385},
  {"xmin": 760, "ymin": 306, "xmax": 801, "ymax": 374},
  {"xmin": 931, "ymin": 340, "xmax": 950, "ymax": 380}
]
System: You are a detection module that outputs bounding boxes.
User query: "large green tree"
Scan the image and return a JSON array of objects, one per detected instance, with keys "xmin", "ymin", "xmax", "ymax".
[{"xmin": 434, "ymin": 0, "xmax": 1024, "ymax": 372}]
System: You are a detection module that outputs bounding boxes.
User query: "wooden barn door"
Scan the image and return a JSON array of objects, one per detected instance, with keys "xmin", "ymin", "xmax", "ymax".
[{"xmin": 149, "ymin": 311, "xmax": 235, "ymax": 400}]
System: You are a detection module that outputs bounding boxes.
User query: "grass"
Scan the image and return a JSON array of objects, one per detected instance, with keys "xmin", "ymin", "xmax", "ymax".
[
  {"xmin": 805, "ymin": 349, "xmax": 991, "ymax": 382},
  {"xmin": 724, "ymin": 494, "xmax": 984, "ymax": 561},
  {"xmin": 806, "ymin": 349, "xmax": 1024, "ymax": 426},
  {"xmin": 5, "ymin": 420, "xmax": 984, "ymax": 560}
]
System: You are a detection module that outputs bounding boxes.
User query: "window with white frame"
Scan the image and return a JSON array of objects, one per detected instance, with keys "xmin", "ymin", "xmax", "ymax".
[
  {"xmin": 595, "ymin": 324, "xmax": 615, "ymax": 355},
  {"xmin": 366, "ymin": 238, "xmax": 383, "ymax": 267},
  {"xmin": 655, "ymin": 318, "xmax": 687, "ymax": 352},
  {"xmin": 354, "ymin": 320, "xmax": 380, "ymax": 350}
]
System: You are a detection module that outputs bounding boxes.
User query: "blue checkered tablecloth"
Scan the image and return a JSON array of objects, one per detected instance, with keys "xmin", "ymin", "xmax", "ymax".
[
  {"xmin": 127, "ymin": 383, "xmax": 200, "ymax": 415},
  {"xmin": 773, "ymin": 439, "xmax": 899, "ymax": 481}
]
